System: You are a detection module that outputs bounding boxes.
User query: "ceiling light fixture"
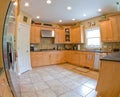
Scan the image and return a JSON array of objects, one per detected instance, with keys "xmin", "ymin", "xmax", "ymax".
[
  {"xmin": 36, "ymin": 16, "xmax": 40, "ymax": 19},
  {"xmin": 24, "ymin": 2, "xmax": 29, "ymax": 7},
  {"xmin": 98, "ymin": 9, "xmax": 102, "ymax": 12},
  {"xmin": 72, "ymin": 18, "xmax": 75, "ymax": 21},
  {"xmin": 13, "ymin": 1, "xmax": 18, "ymax": 6},
  {"xmin": 46, "ymin": 0, "xmax": 52, "ymax": 4},
  {"xmin": 83, "ymin": 14, "xmax": 87, "ymax": 17},
  {"xmin": 67, "ymin": 6, "xmax": 72, "ymax": 10},
  {"xmin": 59, "ymin": 20, "xmax": 62, "ymax": 22}
]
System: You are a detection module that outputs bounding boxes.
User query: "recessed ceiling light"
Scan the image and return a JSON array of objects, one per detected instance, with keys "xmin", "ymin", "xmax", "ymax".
[
  {"xmin": 98, "ymin": 9, "xmax": 102, "ymax": 12},
  {"xmin": 46, "ymin": 0, "xmax": 52, "ymax": 4},
  {"xmin": 13, "ymin": 1, "xmax": 18, "ymax": 6},
  {"xmin": 83, "ymin": 14, "xmax": 87, "ymax": 17},
  {"xmin": 67, "ymin": 6, "xmax": 72, "ymax": 10},
  {"xmin": 36, "ymin": 16, "xmax": 40, "ymax": 19},
  {"xmin": 24, "ymin": 2, "xmax": 29, "ymax": 7},
  {"xmin": 72, "ymin": 18, "xmax": 75, "ymax": 21},
  {"xmin": 59, "ymin": 20, "xmax": 62, "ymax": 22}
]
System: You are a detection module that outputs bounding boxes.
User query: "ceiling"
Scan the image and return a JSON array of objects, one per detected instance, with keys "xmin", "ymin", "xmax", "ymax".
[{"xmin": 20, "ymin": 0, "xmax": 120, "ymax": 25}]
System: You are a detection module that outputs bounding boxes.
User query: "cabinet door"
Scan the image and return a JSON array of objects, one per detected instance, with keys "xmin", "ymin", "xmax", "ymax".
[
  {"xmin": 72, "ymin": 52, "xmax": 80, "ymax": 66},
  {"xmin": 30, "ymin": 25, "xmax": 40, "ymax": 43},
  {"xmin": 34, "ymin": 26, "xmax": 40, "ymax": 43},
  {"xmin": 110, "ymin": 16, "xmax": 120, "ymax": 42},
  {"xmin": 55, "ymin": 28, "xmax": 65, "ymax": 43},
  {"xmin": 86, "ymin": 52, "xmax": 95, "ymax": 69},
  {"xmin": 55, "ymin": 29, "xmax": 59, "ymax": 43},
  {"xmin": 100, "ymin": 21, "xmax": 107, "ymax": 42},
  {"xmin": 80, "ymin": 52, "xmax": 87, "ymax": 66},
  {"xmin": 106, "ymin": 20, "xmax": 113, "ymax": 42},
  {"xmin": 100, "ymin": 20, "xmax": 113, "ymax": 42},
  {"xmin": 30, "ymin": 25, "xmax": 35, "ymax": 43},
  {"xmin": 50, "ymin": 52, "xmax": 58, "ymax": 64}
]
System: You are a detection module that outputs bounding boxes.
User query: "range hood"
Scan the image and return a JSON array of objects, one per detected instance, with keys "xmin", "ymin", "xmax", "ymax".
[{"xmin": 41, "ymin": 30, "xmax": 55, "ymax": 38}]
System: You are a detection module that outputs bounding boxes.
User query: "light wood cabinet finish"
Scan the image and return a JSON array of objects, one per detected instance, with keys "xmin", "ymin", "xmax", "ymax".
[
  {"xmin": 30, "ymin": 25, "xmax": 40, "ymax": 43},
  {"xmin": 100, "ymin": 20, "xmax": 113, "ymax": 42},
  {"xmin": 96, "ymin": 61, "xmax": 120, "ymax": 97},
  {"xmin": 71, "ymin": 27, "xmax": 81, "ymax": 43},
  {"xmin": 31, "ymin": 51, "xmax": 66, "ymax": 67},
  {"xmin": 0, "ymin": 72, "xmax": 13, "ymax": 97},
  {"xmin": 31, "ymin": 52, "xmax": 50, "ymax": 67},
  {"xmin": 31, "ymin": 51, "xmax": 94, "ymax": 68},
  {"xmin": 80, "ymin": 52, "xmax": 94, "ymax": 69},
  {"xmin": 55, "ymin": 28, "xmax": 65, "ymax": 43},
  {"xmin": 109, "ymin": 15, "xmax": 120, "ymax": 42},
  {"xmin": 100, "ymin": 15, "xmax": 120, "ymax": 42}
]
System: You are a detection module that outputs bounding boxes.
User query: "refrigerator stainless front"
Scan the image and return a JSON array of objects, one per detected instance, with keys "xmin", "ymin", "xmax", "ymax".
[{"xmin": 2, "ymin": 1, "xmax": 21, "ymax": 97}]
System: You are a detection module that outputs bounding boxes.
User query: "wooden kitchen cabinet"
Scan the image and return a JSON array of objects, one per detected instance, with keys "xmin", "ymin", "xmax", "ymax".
[
  {"xmin": 100, "ymin": 20, "xmax": 113, "ymax": 42},
  {"xmin": 71, "ymin": 27, "xmax": 81, "ymax": 43},
  {"xmin": 31, "ymin": 52, "xmax": 50, "ymax": 67},
  {"xmin": 31, "ymin": 51, "xmax": 66, "ymax": 67},
  {"xmin": 55, "ymin": 28, "xmax": 65, "ymax": 43},
  {"xmin": 86, "ymin": 52, "xmax": 95, "ymax": 68},
  {"xmin": 109, "ymin": 15, "xmax": 120, "ymax": 42},
  {"xmin": 96, "ymin": 61, "xmax": 120, "ymax": 97},
  {"xmin": 30, "ymin": 24, "xmax": 40, "ymax": 43},
  {"xmin": 70, "ymin": 51, "xmax": 80, "ymax": 66},
  {"xmin": 0, "ymin": 72, "xmax": 13, "ymax": 97},
  {"xmin": 100, "ymin": 14, "xmax": 120, "ymax": 42},
  {"xmin": 80, "ymin": 52, "xmax": 87, "ymax": 67},
  {"xmin": 80, "ymin": 52, "xmax": 94, "ymax": 69}
]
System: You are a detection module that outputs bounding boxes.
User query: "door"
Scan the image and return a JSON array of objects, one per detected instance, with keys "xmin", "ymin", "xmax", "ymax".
[{"xmin": 17, "ymin": 23, "xmax": 31, "ymax": 75}]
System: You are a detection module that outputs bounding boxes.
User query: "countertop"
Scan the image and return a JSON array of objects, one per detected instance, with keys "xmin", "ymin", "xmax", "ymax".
[
  {"xmin": 101, "ymin": 52, "xmax": 120, "ymax": 62},
  {"xmin": 31, "ymin": 49, "xmax": 110, "ymax": 53}
]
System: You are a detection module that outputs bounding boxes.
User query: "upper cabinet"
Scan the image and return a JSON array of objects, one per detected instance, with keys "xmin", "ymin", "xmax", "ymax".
[
  {"xmin": 30, "ymin": 24, "xmax": 40, "ymax": 44},
  {"xmin": 55, "ymin": 28, "xmax": 65, "ymax": 43},
  {"xmin": 100, "ymin": 20, "xmax": 113, "ymax": 42},
  {"xmin": 109, "ymin": 15, "xmax": 120, "ymax": 42},
  {"xmin": 71, "ymin": 26, "xmax": 82, "ymax": 43},
  {"xmin": 100, "ymin": 14, "xmax": 120, "ymax": 42}
]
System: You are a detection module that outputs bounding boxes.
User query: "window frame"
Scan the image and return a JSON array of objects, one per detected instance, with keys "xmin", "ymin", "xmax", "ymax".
[{"xmin": 85, "ymin": 27, "xmax": 101, "ymax": 49}]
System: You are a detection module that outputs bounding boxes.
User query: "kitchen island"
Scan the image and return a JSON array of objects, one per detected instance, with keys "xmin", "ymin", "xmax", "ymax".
[{"xmin": 96, "ymin": 52, "xmax": 120, "ymax": 97}]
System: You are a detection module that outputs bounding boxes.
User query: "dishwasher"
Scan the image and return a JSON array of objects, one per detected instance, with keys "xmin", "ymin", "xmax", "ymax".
[{"xmin": 94, "ymin": 53, "xmax": 107, "ymax": 70}]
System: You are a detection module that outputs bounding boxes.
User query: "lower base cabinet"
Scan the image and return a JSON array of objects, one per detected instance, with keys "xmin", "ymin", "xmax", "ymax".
[
  {"xmin": 31, "ymin": 51, "xmax": 66, "ymax": 67},
  {"xmin": 96, "ymin": 61, "xmax": 120, "ymax": 97},
  {"xmin": 31, "ymin": 51, "xmax": 95, "ymax": 69}
]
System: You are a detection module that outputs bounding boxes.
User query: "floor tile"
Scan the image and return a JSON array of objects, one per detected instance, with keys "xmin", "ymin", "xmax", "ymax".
[
  {"xmin": 21, "ymin": 92, "xmax": 38, "ymax": 97},
  {"xmin": 46, "ymin": 79, "xmax": 63, "ymax": 87},
  {"xmin": 36, "ymin": 89, "xmax": 57, "ymax": 97},
  {"xmin": 19, "ymin": 63, "xmax": 98, "ymax": 97},
  {"xmin": 84, "ymin": 79, "xmax": 97, "ymax": 89},
  {"xmin": 73, "ymin": 85, "xmax": 93, "ymax": 96},
  {"xmin": 21, "ymin": 84, "xmax": 35, "ymax": 92},
  {"xmin": 85, "ymin": 90, "xmax": 97, "ymax": 97},
  {"xmin": 59, "ymin": 90, "xmax": 82, "ymax": 97},
  {"xmin": 51, "ymin": 85, "xmax": 70, "ymax": 96},
  {"xmin": 33, "ymin": 82, "xmax": 49, "ymax": 91}
]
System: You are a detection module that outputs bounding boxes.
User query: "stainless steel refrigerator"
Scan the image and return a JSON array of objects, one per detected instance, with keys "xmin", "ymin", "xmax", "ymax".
[{"xmin": 2, "ymin": 1, "xmax": 21, "ymax": 97}]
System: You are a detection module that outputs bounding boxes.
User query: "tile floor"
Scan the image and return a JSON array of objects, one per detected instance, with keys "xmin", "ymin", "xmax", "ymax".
[{"xmin": 19, "ymin": 63, "xmax": 99, "ymax": 97}]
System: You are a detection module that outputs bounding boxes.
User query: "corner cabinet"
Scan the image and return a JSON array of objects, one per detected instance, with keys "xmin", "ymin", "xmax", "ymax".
[{"xmin": 30, "ymin": 24, "xmax": 40, "ymax": 44}]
